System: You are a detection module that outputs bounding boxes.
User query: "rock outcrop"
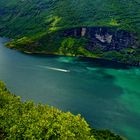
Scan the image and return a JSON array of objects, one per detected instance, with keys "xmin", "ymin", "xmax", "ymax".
[{"xmin": 63, "ymin": 27, "xmax": 139, "ymax": 52}]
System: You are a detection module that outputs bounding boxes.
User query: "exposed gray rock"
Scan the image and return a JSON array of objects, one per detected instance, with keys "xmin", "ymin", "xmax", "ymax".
[{"xmin": 62, "ymin": 27, "xmax": 139, "ymax": 52}]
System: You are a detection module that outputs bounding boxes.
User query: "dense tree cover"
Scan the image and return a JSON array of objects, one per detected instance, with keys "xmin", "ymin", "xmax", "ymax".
[
  {"xmin": 0, "ymin": 81, "xmax": 124, "ymax": 140},
  {"xmin": 0, "ymin": 0, "xmax": 140, "ymax": 37},
  {"xmin": 0, "ymin": 81, "xmax": 94, "ymax": 140}
]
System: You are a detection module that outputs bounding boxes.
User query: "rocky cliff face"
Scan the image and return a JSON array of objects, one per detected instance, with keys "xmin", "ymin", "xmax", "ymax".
[{"xmin": 63, "ymin": 27, "xmax": 139, "ymax": 52}]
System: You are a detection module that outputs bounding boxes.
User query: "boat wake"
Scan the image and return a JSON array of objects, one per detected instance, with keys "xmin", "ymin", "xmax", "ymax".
[{"xmin": 37, "ymin": 65, "xmax": 70, "ymax": 73}]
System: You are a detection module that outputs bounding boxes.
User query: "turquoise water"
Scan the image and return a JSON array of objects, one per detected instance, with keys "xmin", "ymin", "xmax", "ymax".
[{"xmin": 0, "ymin": 38, "xmax": 140, "ymax": 140}]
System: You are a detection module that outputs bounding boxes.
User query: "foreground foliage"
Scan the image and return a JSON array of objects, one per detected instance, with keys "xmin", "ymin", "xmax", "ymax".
[
  {"xmin": 0, "ymin": 81, "xmax": 124, "ymax": 140},
  {"xmin": 0, "ymin": 82, "xmax": 94, "ymax": 140}
]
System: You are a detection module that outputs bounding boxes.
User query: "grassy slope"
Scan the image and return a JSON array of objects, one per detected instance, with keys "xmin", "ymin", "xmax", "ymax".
[{"xmin": 0, "ymin": 0, "xmax": 140, "ymax": 65}]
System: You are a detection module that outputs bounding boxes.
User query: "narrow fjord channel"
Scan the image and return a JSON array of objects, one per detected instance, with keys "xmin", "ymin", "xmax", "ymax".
[{"xmin": 0, "ymin": 38, "xmax": 140, "ymax": 140}]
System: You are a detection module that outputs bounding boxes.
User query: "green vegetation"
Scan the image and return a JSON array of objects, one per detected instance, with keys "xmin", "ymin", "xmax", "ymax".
[
  {"xmin": 101, "ymin": 48, "xmax": 140, "ymax": 65},
  {"xmin": 0, "ymin": 81, "xmax": 124, "ymax": 140},
  {"xmin": 0, "ymin": 81, "xmax": 94, "ymax": 140},
  {"xmin": 0, "ymin": 0, "xmax": 140, "ymax": 37},
  {"xmin": 59, "ymin": 37, "xmax": 89, "ymax": 56},
  {"xmin": 6, "ymin": 33, "xmax": 140, "ymax": 65},
  {"xmin": 0, "ymin": 1, "xmax": 139, "ymax": 138},
  {"xmin": 0, "ymin": 0, "xmax": 140, "ymax": 65}
]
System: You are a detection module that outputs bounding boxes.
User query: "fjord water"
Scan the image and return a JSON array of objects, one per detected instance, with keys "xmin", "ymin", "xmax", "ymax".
[{"xmin": 0, "ymin": 38, "xmax": 140, "ymax": 140}]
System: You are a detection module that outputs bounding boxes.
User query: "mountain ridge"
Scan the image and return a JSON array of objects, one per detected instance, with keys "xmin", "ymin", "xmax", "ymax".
[{"xmin": 0, "ymin": 0, "xmax": 140, "ymax": 65}]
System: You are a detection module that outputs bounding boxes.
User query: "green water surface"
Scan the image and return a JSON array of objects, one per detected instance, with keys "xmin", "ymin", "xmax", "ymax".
[{"xmin": 0, "ymin": 38, "xmax": 140, "ymax": 140}]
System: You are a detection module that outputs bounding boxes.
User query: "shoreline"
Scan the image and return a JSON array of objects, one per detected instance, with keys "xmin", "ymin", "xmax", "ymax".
[
  {"xmin": 12, "ymin": 48, "xmax": 139, "ymax": 67},
  {"xmin": 0, "ymin": 36, "xmax": 139, "ymax": 67}
]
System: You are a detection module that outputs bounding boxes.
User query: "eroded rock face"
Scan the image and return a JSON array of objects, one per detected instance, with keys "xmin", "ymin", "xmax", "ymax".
[{"xmin": 63, "ymin": 27, "xmax": 139, "ymax": 51}]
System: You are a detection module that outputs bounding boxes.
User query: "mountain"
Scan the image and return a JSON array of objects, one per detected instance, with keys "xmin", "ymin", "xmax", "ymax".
[{"xmin": 0, "ymin": 0, "xmax": 140, "ymax": 65}]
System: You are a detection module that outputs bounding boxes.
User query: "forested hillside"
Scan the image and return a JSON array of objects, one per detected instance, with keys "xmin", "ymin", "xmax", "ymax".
[
  {"xmin": 0, "ymin": 0, "xmax": 140, "ymax": 36},
  {"xmin": 0, "ymin": 0, "xmax": 140, "ymax": 65}
]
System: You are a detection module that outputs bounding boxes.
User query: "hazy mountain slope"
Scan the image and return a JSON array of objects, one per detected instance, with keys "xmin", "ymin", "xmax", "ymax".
[
  {"xmin": 0, "ymin": 0, "xmax": 56, "ymax": 36},
  {"xmin": 0, "ymin": 0, "xmax": 140, "ymax": 37},
  {"xmin": 51, "ymin": 0, "xmax": 140, "ymax": 33}
]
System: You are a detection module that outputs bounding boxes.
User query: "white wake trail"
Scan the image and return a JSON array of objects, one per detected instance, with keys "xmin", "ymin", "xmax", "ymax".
[{"xmin": 37, "ymin": 65, "xmax": 70, "ymax": 73}]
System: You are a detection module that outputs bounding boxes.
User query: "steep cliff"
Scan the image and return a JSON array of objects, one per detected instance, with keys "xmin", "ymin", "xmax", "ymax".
[{"xmin": 63, "ymin": 27, "xmax": 139, "ymax": 51}]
